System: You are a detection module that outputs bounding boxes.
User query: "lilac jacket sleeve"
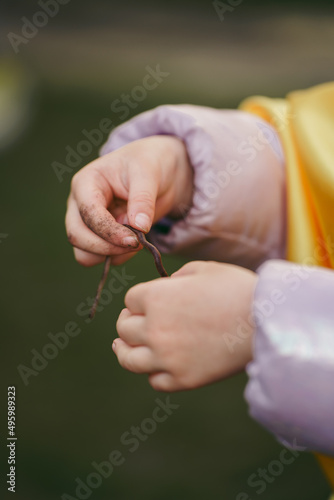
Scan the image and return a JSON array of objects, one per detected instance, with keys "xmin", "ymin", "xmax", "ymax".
[
  {"xmin": 101, "ymin": 105, "xmax": 286, "ymax": 270},
  {"xmin": 246, "ymin": 260, "xmax": 334, "ymax": 455},
  {"xmin": 101, "ymin": 106, "xmax": 333, "ymax": 452}
]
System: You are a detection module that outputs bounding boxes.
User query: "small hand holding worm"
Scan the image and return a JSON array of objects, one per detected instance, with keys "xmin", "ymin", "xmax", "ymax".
[
  {"xmin": 65, "ymin": 135, "xmax": 193, "ymax": 267},
  {"xmin": 65, "ymin": 135, "xmax": 257, "ymax": 391},
  {"xmin": 114, "ymin": 260, "xmax": 257, "ymax": 392}
]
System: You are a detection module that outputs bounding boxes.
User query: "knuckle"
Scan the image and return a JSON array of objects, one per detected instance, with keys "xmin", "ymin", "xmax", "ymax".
[
  {"xmin": 116, "ymin": 316, "xmax": 128, "ymax": 338},
  {"xmin": 132, "ymin": 191, "xmax": 155, "ymax": 211},
  {"xmin": 125, "ymin": 282, "xmax": 148, "ymax": 309},
  {"xmin": 115, "ymin": 318, "xmax": 122, "ymax": 335},
  {"xmin": 122, "ymin": 355, "xmax": 139, "ymax": 374},
  {"xmin": 66, "ymin": 230, "xmax": 77, "ymax": 246},
  {"xmin": 70, "ymin": 171, "xmax": 81, "ymax": 190},
  {"xmin": 124, "ymin": 287, "xmax": 137, "ymax": 308}
]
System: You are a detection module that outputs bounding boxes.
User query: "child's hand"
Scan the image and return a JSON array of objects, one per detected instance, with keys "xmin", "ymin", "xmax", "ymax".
[
  {"xmin": 114, "ymin": 261, "xmax": 257, "ymax": 392},
  {"xmin": 65, "ymin": 136, "xmax": 193, "ymax": 267}
]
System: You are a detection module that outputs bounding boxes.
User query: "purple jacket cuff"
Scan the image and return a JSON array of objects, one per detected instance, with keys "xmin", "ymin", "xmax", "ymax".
[{"xmin": 246, "ymin": 259, "xmax": 334, "ymax": 455}]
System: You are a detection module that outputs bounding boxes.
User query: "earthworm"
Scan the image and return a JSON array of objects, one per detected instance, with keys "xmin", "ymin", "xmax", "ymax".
[
  {"xmin": 89, "ymin": 255, "xmax": 111, "ymax": 319},
  {"xmin": 123, "ymin": 224, "xmax": 168, "ymax": 278},
  {"xmin": 89, "ymin": 225, "xmax": 168, "ymax": 319}
]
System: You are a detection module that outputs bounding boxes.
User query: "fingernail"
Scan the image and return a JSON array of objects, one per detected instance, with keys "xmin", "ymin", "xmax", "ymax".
[
  {"xmin": 122, "ymin": 236, "xmax": 138, "ymax": 248},
  {"xmin": 112, "ymin": 341, "xmax": 116, "ymax": 351},
  {"xmin": 134, "ymin": 213, "xmax": 150, "ymax": 232}
]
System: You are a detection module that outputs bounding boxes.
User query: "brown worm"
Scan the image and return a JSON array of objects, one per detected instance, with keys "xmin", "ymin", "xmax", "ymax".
[
  {"xmin": 89, "ymin": 255, "xmax": 111, "ymax": 320},
  {"xmin": 123, "ymin": 224, "xmax": 168, "ymax": 278},
  {"xmin": 89, "ymin": 225, "xmax": 168, "ymax": 319}
]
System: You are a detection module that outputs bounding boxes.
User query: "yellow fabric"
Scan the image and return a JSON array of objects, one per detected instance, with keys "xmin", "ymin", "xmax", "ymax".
[
  {"xmin": 240, "ymin": 82, "xmax": 334, "ymax": 490},
  {"xmin": 241, "ymin": 82, "xmax": 334, "ymax": 267},
  {"xmin": 317, "ymin": 453, "xmax": 334, "ymax": 491}
]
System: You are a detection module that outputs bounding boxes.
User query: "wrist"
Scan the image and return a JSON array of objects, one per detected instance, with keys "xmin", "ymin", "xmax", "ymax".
[
  {"xmin": 240, "ymin": 273, "xmax": 258, "ymax": 366},
  {"xmin": 225, "ymin": 269, "xmax": 258, "ymax": 375},
  {"xmin": 168, "ymin": 137, "xmax": 194, "ymax": 219}
]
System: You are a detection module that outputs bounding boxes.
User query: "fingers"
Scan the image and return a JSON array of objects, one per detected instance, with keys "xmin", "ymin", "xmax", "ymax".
[
  {"xmin": 112, "ymin": 339, "xmax": 179, "ymax": 391},
  {"xmin": 124, "ymin": 274, "xmax": 171, "ymax": 314},
  {"xmin": 70, "ymin": 168, "xmax": 139, "ymax": 248},
  {"xmin": 148, "ymin": 372, "xmax": 180, "ymax": 392},
  {"xmin": 66, "ymin": 197, "xmax": 136, "ymax": 255},
  {"xmin": 73, "ymin": 247, "xmax": 140, "ymax": 267},
  {"xmin": 107, "ymin": 251, "xmax": 139, "ymax": 266},
  {"xmin": 112, "ymin": 339, "xmax": 159, "ymax": 374},
  {"xmin": 116, "ymin": 309, "xmax": 147, "ymax": 346},
  {"xmin": 126, "ymin": 163, "xmax": 159, "ymax": 232},
  {"xmin": 73, "ymin": 248, "xmax": 106, "ymax": 267},
  {"xmin": 124, "ymin": 280, "xmax": 155, "ymax": 314}
]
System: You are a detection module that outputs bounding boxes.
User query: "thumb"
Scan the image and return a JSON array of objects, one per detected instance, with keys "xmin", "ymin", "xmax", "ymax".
[{"xmin": 127, "ymin": 167, "xmax": 159, "ymax": 233}]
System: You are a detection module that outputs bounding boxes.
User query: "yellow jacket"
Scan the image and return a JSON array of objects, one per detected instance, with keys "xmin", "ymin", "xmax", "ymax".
[{"xmin": 241, "ymin": 82, "xmax": 334, "ymax": 494}]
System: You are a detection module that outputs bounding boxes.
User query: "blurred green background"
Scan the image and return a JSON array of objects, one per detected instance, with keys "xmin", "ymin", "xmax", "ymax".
[{"xmin": 1, "ymin": 0, "xmax": 334, "ymax": 499}]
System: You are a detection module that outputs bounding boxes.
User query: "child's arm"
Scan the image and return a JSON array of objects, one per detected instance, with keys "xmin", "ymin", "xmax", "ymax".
[
  {"xmin": 66, "ymin": 105, "xmax": 286, "ymax": 270},
  {"xmin": 65, "ymin": 135, "xmax": 193, "ymax": 267},
  {"xmin": 114, "ymin": 258, "xmax": 334, "ymax": 455},
  {"xmin": 114, "ymin": 260, "xmax": 257, "ymax": 389},
  {"xmin": 246, "ymin": 259, "xmax": 334, "ymax": 456}
]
